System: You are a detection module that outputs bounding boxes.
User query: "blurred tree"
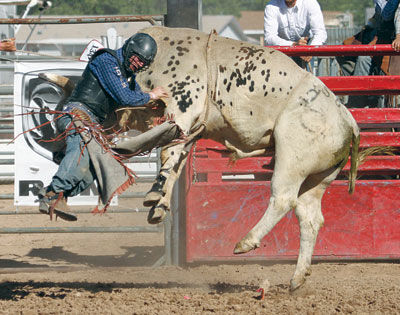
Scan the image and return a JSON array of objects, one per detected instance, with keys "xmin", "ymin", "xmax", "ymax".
[
  {"xmin": 21, "ymin": 0, "xmax": 167, "ymax": 15},
  {"xmin": 203, "ymin": 0, "xmax": 242, "ymax": 16},
  {"xmin": 318, "ymin": 0, "xmax": 372, "ymax": 26},
  {"xmin": 22, "ymin": 0, "xmax": 373, "ymax": 27}
]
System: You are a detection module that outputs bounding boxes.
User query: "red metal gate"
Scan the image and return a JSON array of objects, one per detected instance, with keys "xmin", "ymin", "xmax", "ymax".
[{"xmin": 184, "ymin": 45, "xmax": 400, "ymax": 263}]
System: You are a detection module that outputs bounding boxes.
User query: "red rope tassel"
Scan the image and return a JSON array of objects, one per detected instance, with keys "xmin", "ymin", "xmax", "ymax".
[{"xmin": 49, "ymin": 191, "xmax": 64, "ymax": 221}]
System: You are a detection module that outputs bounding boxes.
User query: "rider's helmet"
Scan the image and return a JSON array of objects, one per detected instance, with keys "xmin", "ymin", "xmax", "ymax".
[{"xmin": 122, "ymin": 33, "xmax": 157, "ymax": 74}]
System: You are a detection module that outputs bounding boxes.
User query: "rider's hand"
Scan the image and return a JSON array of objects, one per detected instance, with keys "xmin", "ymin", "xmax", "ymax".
[{"xmin": 149, "ymin": 86, "xmax": 168, "ymax": 100}]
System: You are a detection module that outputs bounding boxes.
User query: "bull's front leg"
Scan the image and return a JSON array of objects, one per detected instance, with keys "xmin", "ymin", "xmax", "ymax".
[{"xmin": 144, "ymin": 142, "xmax": 190, "ymax": 224}]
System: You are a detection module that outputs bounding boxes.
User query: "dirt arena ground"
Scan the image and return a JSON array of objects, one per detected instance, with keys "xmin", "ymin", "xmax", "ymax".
[{"xmin": 0, "ymin": 184, "xmax": 399, "ymax": 314}]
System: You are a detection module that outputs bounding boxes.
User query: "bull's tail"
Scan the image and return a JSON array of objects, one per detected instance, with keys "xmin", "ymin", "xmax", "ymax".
[
  {"xmin": 348, "ymin": 132, "xmax": 360, "ymax": 194},
  {"xmin": 348, "ymin": 133, "xmax": 396, "ymax": 194},
  {"xmin": 38, "ymin": 72, "xmax": 75, "ymax": 97}
]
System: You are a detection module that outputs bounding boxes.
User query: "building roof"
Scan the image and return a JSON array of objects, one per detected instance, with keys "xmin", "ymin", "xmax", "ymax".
[
  {"xmin": 323, "ymin": 11, "xmax": 353, "ymax": 28},
  {"xmin": 202, "ymin": 15, "xmax": 235, "ymax": 34},
  {"xmin": 15, "ymin": 15, "xmax": 249, "ymax": 45},
  {"xmin": 15, "ymin": 17, "xmax": 158, "ymax": 44},
  {"xmin": 238, "ymin": 11, "xmax": 264, "ymax": 31},
  {"xmin": 202, "ymin": 15, "xmax": 249, "ymax": 41}
]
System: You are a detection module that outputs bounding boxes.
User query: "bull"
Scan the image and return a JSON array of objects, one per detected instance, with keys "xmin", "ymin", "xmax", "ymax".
[{"xmin": 42, "ymin": 26, "xmax": 362, "ymax": 291}]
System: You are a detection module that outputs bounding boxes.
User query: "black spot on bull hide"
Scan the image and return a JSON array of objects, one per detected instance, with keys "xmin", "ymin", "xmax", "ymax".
[
  {"xmin": 170, "ymin": 80, "xmax": 195, "ymax": 113},
  {"xmin": 249, "ymin": 81, "xmax": 255, "ymax": 92},
  {"xmin": 177, "ymin": 92, "xmax": 193, "ymax": 112}
]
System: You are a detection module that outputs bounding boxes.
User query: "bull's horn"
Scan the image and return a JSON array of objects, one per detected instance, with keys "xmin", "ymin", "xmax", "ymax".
[{"xmin": 38, "ymin": 72, "xmax": 75, "ymax": 95}]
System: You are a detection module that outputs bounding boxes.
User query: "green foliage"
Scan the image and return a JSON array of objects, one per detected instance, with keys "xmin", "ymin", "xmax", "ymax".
[
  {"xmin": 203, "ymin": 0, "xmax": 267, "ymax": 16},
  {"xmin": 318, "ymin": 0, "xmax": 373, "ymax": 26},
  {"xmin": 22, "ymin": 0, "xmax": 167, "ymax": 16},
  {"xmin": 203, "ymin": 0, "xmax": 242, "ymax": 16},
  {"xmin": 22, "ymin": 0, "xmax": 373, "ymax": 26}
]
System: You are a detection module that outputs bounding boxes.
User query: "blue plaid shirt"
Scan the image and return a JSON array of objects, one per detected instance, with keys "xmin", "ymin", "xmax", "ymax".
[{"xmin": 88, "ymin": 48, "xmax": 150, "ymax": 107}]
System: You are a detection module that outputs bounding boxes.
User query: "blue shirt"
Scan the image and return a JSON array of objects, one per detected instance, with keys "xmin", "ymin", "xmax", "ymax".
[
  {"xmin": 88, "ymin": 48, "xmax": 150, "ymax": 107},
  {"xmin": 381, "ymin": 0, "xmax": 400, "ymax": 21}
]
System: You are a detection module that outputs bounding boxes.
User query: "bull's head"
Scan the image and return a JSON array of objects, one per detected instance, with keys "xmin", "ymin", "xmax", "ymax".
[{"xmin": 108, "ymin": 99, "xmax": 167, "ymax": 133}]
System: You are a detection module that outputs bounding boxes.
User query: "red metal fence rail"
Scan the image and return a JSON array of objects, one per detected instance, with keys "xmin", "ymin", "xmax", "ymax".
[
  {"xmin": 270, "ymin": 44, "xmax": 400, "ymax": 56},
  {"xmin": 184, "ymin": 45, "xmax": 400, "ymax": 263},
  {"xmin": 272, "ymin": 44, "xmax": 400, "ymax": 95}
]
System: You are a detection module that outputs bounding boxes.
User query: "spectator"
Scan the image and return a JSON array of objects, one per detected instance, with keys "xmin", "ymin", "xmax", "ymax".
[
  {"xmin": 388, "ymin": 1, "xmax": 400, "ymax": 105},
  {"xmin": 337, "ymin": 0, "xmax": 399, "ymax": 107},
  {"xmin": 263, "ymin": 0, "xmax": 327, "ymax": 68},
  {"xmin": 391, "ymin": 1, "xmax": 400, "ymax": 51},
  {"xmin": 374, "ymin": 0, "xmax": 399, "ymax": 71},
  {"xmin": 337, "ymin": 0, "xmax": 387, "ymax": 78},
  {"xmin": 391, "ymin": 4, "xmax": 400, "ymax": 50}
]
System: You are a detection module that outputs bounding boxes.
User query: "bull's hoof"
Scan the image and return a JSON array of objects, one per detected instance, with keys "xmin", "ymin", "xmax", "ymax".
[
  {"xmin": 147, "ymin": 205, "xmax": 167, "ymax": 224},
  {"xmin": 143, "ymin": 191, "xmax": 163, "ymax": 207},
  {"xmin": 233, "ymin": 238, "xmax": 260, "ymax": 254},
  {"xmin": 290, "ymin": 276, "xmax": 306, "ymax": 292}
]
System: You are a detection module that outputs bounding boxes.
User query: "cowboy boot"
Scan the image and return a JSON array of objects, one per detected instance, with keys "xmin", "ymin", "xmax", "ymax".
[
  {"xmin": 143, "ymin": 174, "xmax": 166, "ymax": 207},
  {"xmin": 38, "ymin": 188, "xmax": 77, "ymax": 221},
  {"xmin": 147, "ymin": 205, "xmax": 167, "ymax": 225}
]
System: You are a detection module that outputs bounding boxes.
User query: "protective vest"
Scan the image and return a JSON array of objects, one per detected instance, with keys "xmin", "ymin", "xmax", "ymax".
[{"xmin": 67, "ymin": 49, "xmax": 127, "ymax": 122}]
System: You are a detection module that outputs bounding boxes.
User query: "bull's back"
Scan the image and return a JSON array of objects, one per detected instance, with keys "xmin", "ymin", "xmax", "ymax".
[
  {"xmin": 134, "ymin": 27, "xmax": 352, "ymax": 153},
  {"xmin": 208, "ymin": 36, "xmax": 310, "ymax": 149}
]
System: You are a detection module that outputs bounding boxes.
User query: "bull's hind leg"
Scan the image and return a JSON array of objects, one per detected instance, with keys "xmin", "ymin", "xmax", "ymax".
[
  {"xmin": 290, "ymin": 166, "xmax": 342, "ymax": 291},
  {"xmin": 233, "ymin": 152, "xmax": 306, "ymax": 254},
  {"xmin": 234, "ymin": 102, "xmax": 351, "ymax": 289},
  {"xmin": 233, "ymin": 110, "xmax": 319, "ymax": 254}
]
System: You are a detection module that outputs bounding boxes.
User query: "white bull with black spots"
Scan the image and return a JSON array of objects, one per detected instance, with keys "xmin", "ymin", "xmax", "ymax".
[
  {"xmin": 134, "ymin": 26, "xmax": 360, "ymax": 291},
  {"xmin": 46, "ymin": 26, "xmax": 361, "ymax": 291}
]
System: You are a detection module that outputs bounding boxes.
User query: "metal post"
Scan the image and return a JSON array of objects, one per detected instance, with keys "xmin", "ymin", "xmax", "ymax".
[
  {"xmin": 165, "ymin": 0, "xmax": 202, "ymax": 30},
  {"xmin": 171, "ymin": 179, "xmax": 180, "ymax": 265}
]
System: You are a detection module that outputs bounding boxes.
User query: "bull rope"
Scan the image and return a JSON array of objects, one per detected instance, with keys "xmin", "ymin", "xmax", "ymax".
[
  {"xmin": 182, "ymin": 30, "xmax": 219, "ymax": 183},
  {"xmin": 182, "ymin": 29, "xmax": 217, "ymax": 145}
]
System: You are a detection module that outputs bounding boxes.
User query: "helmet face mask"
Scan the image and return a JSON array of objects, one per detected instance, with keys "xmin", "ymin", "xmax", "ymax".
[
  {"xmin": 128, "ymin": 54, "xmax": 146, "ymax": 73},
  {"xmin": 122, "ymin": 33, "xmax": 157, "ymax": 75}
]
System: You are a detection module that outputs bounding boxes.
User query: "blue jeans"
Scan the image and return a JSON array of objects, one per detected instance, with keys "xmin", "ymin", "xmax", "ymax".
[
  {"xmin": 337, "ymin": 55, "xmax": 385, "ymax": 108},
  {"xmin": 48, "ymin": 104, "xmax": 97, "ymax": 197}
]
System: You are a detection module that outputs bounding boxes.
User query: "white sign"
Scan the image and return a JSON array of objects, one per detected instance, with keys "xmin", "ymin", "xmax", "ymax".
[{"xmin": 79, "ymin": 39, "xmax": 104, "ymax": 62}]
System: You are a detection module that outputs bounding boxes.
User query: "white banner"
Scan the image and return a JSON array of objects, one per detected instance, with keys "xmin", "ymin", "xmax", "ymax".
[{"xmin": 79, "ymin": 39, "xmax": 104, "ymax": 62}]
